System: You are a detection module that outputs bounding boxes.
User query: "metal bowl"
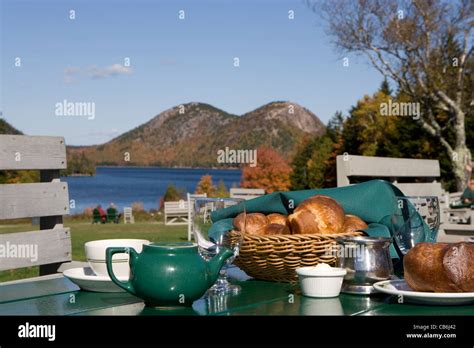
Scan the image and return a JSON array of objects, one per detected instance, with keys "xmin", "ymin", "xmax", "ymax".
[{"xmin": 335, "ymin": 236, "xmax": 394, "ymax": 295}]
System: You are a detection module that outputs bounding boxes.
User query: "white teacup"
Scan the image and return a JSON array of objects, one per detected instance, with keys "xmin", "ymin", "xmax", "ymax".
[{"xmin": 85, "ymin": 239, "xmax": 150, "ymax": 277}]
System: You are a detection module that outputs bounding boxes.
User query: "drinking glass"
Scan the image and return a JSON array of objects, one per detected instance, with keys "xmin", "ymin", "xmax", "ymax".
[
  {"xmin": 192, "ymin": 197, "xmax": 245, "ymax": 295},
  {"xmin": 391, "ymin": 196, "xmax": 440, "ymax": 255}
]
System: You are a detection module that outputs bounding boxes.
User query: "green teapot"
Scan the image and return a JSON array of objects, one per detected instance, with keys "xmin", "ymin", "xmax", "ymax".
[{"xmin": 106, "ymin": 242, "xmax": 233, "ymax": 307}]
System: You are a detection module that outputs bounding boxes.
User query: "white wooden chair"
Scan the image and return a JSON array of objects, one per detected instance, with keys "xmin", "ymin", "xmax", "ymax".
[
  {"xmin": 444, "ymin": 191, "xmax": 473, "ymax": 223},
  {"xmin": 164, "ymin": 201, "xmax": 189, "ymax": 225},
  {"xmin": 0, "ymin": 135, "xmax": 74, "ymax": 277},
  {"xmin": 442, "ymin": 192, "xmax": 474, "ymax": 242},
  {"xmin": 123, "ymin": 207, "xmax": 134, "ymax": 224},
  {"xmin": 186, "ymin": 193, "xmax": 207, "ymax": 241},
  {"xmin": 229, "ymin": 188, "xmax": 265, "ymax": 200},
  {"xmin": 336, "ymin": 154, "xmax": 473, "ymax": 242}
]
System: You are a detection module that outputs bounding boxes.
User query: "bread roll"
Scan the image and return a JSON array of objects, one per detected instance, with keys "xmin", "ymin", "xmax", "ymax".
[
  {"xmin": 288, "ymin": 195, "xmax": 345, "ymax": 234},
  {"xmin": 403, "ymin": 242, "xmax": 474, "ymax": 292},
  {"xmin": 233, "ymin": 212, "xmax": 268, "ymax": 235},
  {"xmin": 288, "ymin": 209, "xmax": 318, "ymax": 234},
  {"xmin": 342, "ymin": 214, "xmax": 368, "ymax": 233},
  {"xmin": 403, "ymin": 243, "xmax": 457, "ymax": 292},
  {"xmin": 442, "ymin": 243, "xmax": 474, "ymax": 292},
  {"xmin": 259, "ymin": 223, "xmax": 291, "ymax": 235},
  {"xmin": 267, "ymin": 213, "xmax": 291, "ymax": 229}
]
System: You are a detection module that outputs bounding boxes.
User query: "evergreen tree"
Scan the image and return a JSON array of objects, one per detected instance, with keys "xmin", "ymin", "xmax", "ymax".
[
  {"xmin": 305, "ymin": 135, "xmax": 335, "ymax": 188},
  {"xmin": 379, "ymin": 78, "xmax": 392, "ymax": 96},
  {"xmin": 326, "ymin": 111, "xmax": 345, "ymax": 141},
  {"xmin": 159, "ymin": 184, "xmax": 185, "ymax": 210},
  {"xmin": 215, "ymin": 180, "xmax": 229, "ymax": 198},
  {"xmin": 163, "ymin": 184, "xmax": 185, "ymax": 202},
  {"xmin": 290, "ymin": 138, "xmax": 317, "ymax": 190}
]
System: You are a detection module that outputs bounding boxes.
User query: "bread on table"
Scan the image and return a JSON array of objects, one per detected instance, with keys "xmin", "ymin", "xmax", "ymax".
[
  {"xmin": 267, "ymin": 213, "xmax": 291, "ymax": 229},
  {"xmin": 443, "ymin": 243, "xmax": 474, "ymax": 292},
  {"xmin": 233, "ymin": 212, "xmax": 268, "ymax": 235},
  {"xmin": 403, "ymin": 242, "xmax": 474, "ymax": 292},
  {"xmin": 342, "ymin": 214, "xmax": 368, "ymax": 233},
  {"xmin": 259, "ymin": 223, "xmax": 291, "ymax": 235},
  {"xmin": 231, "ymin": 195, "xmax": 367, "ymax": 236},
  {"xmin": 288, "ymin": 195, "xmax": 345, "ymax": 234},
  {"xmin": 288, "ymin": 209, "xmax": 318, "ymax": 234}
]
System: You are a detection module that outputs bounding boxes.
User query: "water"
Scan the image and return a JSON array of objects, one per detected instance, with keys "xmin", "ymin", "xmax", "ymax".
[{"xmin": 62, "ymin": 167, "xmax": 242, "ymax": 214}]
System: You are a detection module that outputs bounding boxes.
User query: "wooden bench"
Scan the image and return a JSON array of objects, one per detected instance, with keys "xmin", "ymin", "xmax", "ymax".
[
  {"xmin": 0, "ymin": 135, "xmax": 72, "ymax": 276},
  {"xmin": 336, "ymin": 154, "xmax": 472, "ymax": 242},
  {"xmin": 336, "ymin": 155, "xmax": 441, "ymax": 186},
  {"xmin": 230, "ymin": 188, "xmax": 265, "ymax": 200},
  {"xmin": 336, "ymin": 154, "xmax": 445, "ymax": 205},
  {"xmin": 445, "ymin": 191, "xmax": 473, "ymax": 223},
  {"xmin": 164, "ymin": 201, "xmax": 189, "ymax": 225}
]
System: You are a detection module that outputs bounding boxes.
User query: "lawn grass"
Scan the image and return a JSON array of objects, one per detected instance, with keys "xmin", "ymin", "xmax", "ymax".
[{"xmin": 0, "ymin": 221, "xmax": 187, "ymax": 283}]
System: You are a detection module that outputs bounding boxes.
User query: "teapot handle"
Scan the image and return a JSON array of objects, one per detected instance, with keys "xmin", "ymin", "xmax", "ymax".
[{"xmin": 106, "ymin": 247, "xmax": 138, "ymax": 295}]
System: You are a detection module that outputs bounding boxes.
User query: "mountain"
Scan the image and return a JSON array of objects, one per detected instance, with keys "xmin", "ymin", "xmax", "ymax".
[
  {"xmin": 71, "ymin": 101, "xmax": 326, "ymax": 167},
  {"xmin": 0, "ymin": 119, "xmax": 22, "ymax": 135}
]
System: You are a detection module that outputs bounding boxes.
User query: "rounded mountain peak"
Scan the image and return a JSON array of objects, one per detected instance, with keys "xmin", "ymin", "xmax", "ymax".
[{"xmin": 243, "ymin": 101, "xmax": 325, "ymax": 135}]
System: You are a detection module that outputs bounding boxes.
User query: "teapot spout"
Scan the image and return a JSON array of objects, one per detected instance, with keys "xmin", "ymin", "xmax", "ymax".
[{"xmin": 207, "ymin": 247, "xmax": 234, "ymax": 286}]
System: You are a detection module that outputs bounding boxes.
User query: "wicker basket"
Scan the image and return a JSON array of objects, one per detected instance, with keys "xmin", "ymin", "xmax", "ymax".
[{"xmin": 229, "ymin": 231, "xmax": 363, "ymax": 283}]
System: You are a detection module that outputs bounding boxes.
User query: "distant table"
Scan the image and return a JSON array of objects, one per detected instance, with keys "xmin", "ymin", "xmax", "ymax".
[{"xmin": 1, "ymin": 268, "xmax": 473, "ymax": 316}]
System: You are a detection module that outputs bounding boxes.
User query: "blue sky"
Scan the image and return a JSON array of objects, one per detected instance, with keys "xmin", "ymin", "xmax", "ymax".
[{"xmin": 1, "ymin": 0, "xmax": 383, "ymax": 145}]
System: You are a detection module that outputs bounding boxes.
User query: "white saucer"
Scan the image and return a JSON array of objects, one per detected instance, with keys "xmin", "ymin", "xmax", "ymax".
[
  {"xmin": 374, "ymin": 279, "xmax": 474, "ymax": 305},
  {"xmin": 63, "ymin": 267, "xmax": 127, "ymax": 293}
]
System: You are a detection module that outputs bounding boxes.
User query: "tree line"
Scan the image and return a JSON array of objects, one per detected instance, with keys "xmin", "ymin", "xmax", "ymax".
[{"xmin": 237, "ymin": 77, "xmax": 472, "ymax": 193}]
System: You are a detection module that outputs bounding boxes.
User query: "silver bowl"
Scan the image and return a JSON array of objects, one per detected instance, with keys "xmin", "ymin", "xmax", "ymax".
[{"xmin": 335, "ymin": 236, "xmax": 394, "ymax": 295}]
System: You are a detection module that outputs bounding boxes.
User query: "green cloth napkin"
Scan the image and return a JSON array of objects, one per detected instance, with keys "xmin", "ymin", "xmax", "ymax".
[
  {"xmin": 210, "ymin": 180, "xmax": 431, "ymax": 258},
  {"xmin": 208, "ymin": 219, "xmax": 234, "ymax": 242}
]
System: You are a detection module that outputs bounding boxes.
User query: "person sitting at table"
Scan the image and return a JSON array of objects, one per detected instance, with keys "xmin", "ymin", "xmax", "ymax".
[
  {"xmin": 461, "ymin": 178, "xmax": 474, "ymax": 206},
  {"xmin": 97, "ymin": 205, "xmax": 107, "ymax": 223},
  {"xmin": 107, "ymin": 203, "xmax": 121, "ymax": 223}
]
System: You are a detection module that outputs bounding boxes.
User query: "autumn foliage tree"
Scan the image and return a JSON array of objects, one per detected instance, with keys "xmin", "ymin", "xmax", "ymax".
[
  {"xmin": 313, "ymin": 0, "xmax": 473, "ymax": 190},
  {"xmin": 195, "ymin": 175, "xmax": 217, "ymax": 196},
  {"xmin": 291, "ymin": 79, "xmax": 464, "ymax": 191},
  {"xmin": 241, "ymin": 146, "xmax": 292, "ymax": 193},
  {"xmin": 342, "ymin": 91, "xmax": 397, "ymax": 156},
  {"xmin": 195, "ymin": 175, "xmax": 230, "ymax": 197},
  {"xmin": 341, "ymin": 83, "xmax": 460, "ymax": 190}
]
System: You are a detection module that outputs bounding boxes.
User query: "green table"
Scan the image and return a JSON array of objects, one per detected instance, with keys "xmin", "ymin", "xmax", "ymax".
[{"xmin": 1, "ymin": 268, "xmax": 473, "ymax": 316}]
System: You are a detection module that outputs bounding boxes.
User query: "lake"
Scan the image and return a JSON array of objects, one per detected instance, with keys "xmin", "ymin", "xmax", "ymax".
[{"xmin": 62, "ymin": 167, "xmax": 242, "ymax": 214}]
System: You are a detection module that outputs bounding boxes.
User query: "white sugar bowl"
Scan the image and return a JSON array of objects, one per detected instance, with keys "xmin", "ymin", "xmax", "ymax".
[{"xmin": 296, "ymin": 263, "xmax": 347, "ymax": 298}]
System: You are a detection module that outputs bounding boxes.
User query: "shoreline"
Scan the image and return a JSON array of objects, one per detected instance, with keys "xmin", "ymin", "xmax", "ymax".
[
  {"xmin": 67, "ymin": 173, "xmax": 94, "ymax": 177},
  {"xmin": 95, "ymin": 165, "xmax": 242, "ymax": 170},
  {"xmin": 63, "ymin": 166, "xmax": 243, "ymax": 177}
]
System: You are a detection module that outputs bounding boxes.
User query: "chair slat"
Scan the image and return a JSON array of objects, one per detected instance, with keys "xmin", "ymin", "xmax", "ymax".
[
  {"xmin": 0, "ymin": 182, "xmax": 70, "ymax": 220},
  {"xmin": 0, "ymin": 135, "xmax": 66, "ymax": 170},
  {"xmin": 0, "ymin": 228, "xmax": 71, "ymax": 271}
]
